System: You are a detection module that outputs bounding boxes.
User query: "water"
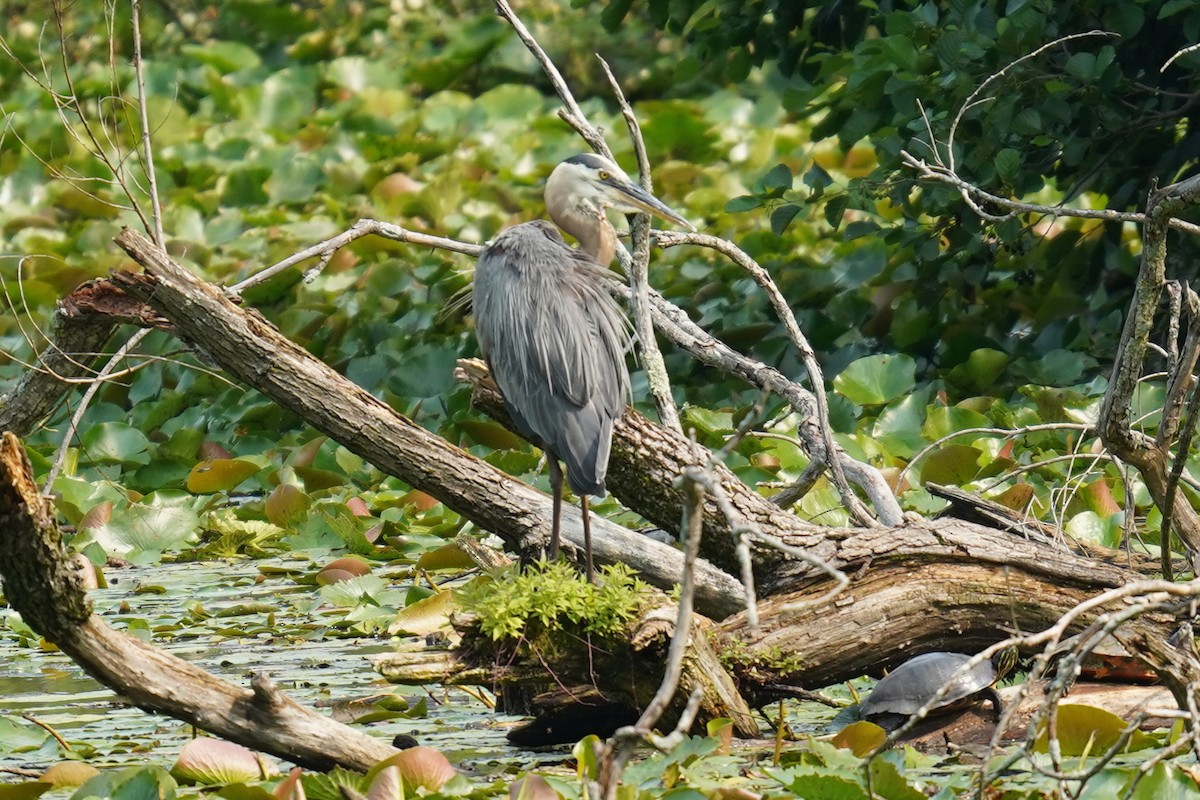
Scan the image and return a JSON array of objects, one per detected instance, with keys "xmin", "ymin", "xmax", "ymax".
[{"xmin": 0, "ymin": 558, "xmax": 534, "ymax": 780}]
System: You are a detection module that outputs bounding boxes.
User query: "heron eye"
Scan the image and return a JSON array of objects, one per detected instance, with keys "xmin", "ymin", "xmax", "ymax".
[{"xmin": 598, "ymin": 170, "xmax": 610, "ymax": 180}]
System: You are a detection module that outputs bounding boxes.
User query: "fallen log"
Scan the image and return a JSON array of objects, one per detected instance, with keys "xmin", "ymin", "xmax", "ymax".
[{"xmin": 376, "ymin": 600, "xmax": 759, "ymax": 742}]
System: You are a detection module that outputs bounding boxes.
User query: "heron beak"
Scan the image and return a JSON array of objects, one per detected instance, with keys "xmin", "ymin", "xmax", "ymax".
[{"xmin": 609, "ymin": 179, "xmax": 695, "ymax": 231}]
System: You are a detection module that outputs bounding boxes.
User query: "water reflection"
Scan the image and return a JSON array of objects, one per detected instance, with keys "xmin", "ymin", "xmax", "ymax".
[{"xmin": 0, "ymin": 559, "xmax": 524, "ymax": 778}]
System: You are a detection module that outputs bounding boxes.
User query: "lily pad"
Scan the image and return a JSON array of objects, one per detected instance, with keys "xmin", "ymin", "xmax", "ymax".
[
  {"xmin": 88, "ymin": 504, "xmax": 202, "ymax": 556},
  {"xmin": 187, "ymin": 459, "xmax": 264, "ymax": 494},
  {"xmin": 172, "ymin": 738, "xmax": 275, "ymax": 785},
  {"xmin": 388, "ymin": 590, "xmax": 456, "ymax": 636},
  {"xmin": 1034, "ymin": 704, "xmax": 1156, "ymax": 756}
]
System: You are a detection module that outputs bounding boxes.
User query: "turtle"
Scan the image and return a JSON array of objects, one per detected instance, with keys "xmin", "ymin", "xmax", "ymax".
[{"xmin": 859, "ymin": 647, "xmax": 1019, "ymax": 731}]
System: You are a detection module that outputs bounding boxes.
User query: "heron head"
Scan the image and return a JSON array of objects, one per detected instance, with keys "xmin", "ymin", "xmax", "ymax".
[{"xmin": 547, "ymin": 154, "xmax": 694, "ymax": 230}]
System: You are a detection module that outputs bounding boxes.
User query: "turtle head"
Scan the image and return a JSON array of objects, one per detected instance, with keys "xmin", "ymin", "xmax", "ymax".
[{"xmin": 992, "ymin": 645, "xmax": 1019, "ymax": 680}]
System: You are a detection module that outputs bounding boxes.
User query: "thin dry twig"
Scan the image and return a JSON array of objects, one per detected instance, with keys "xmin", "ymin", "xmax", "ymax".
[
  {"xmin": 655, "ymin": 230, "xmax": 880, "ymax": 528},
  {"xmin": 21, "ymin": 712, "xmax": 71, "ymax": 751},
  {"xmin": 42, "ymin": 328, "xmax": 152, "ymax": 494},
  {"xmin": 945, "ymin": 31, "xmax": 1115, "ymax": 174},
  {"xmin": 1163, "ymin": 42, "xmax": 1200, "ymax": 73},
  {"xmin": 897, "ymin": 422, "xmax": 1093, "ymax": 488},
  {"xmin": 230, "ymin": 219, "xmax": 482, "ymax": 294},
  {"xmin": 595, "ymin": 442, "xmax": 710, "ymax": 800},
  {"xmin": 492, "ymin": 0, "xmax": 613, "ymax": 160},
  {"xmin": 598, "ymin": 54, "xmax": 682, "ymax": 434},
  {"xmin": 129, "ymin": 0, "xmax": 164, "ymax": 247}
]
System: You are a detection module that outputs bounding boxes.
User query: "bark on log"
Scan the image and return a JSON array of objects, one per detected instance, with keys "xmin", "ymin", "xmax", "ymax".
[
  {"xmin": 721, "ymin": 549, "xmax": 1130, "ymax": 691},
  {"xmin": 0, "ymin": 432, "xmax": 396, "ymax": 771}
]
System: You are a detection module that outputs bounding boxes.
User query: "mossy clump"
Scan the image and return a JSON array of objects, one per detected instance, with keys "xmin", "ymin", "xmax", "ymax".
[
  {"xmin": 459, "ymin": 560, "xmax": 651, "ymax": 644},
  {"xmin": 719, "ymin": 638, "xmax": 807, "ymax": 682}
]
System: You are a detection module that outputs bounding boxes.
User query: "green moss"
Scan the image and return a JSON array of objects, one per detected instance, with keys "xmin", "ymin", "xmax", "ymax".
[
  {"xmin": 718, "ymin": 637, "xmax": 806, "ymax": 679},
  {"xmin": 458, "ymin": 560, "xmax": 651, "ymax": 644}
]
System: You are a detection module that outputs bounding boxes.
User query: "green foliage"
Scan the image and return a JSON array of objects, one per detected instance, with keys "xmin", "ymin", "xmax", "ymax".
[
  {"xmin": 648, "ymin": 0, "xmax": 1198, "ymax": 409},
  {"xmin": 459, "ymin": 561, "xmax": 650, "ymax": 643},
  {"xmin": 768, "ymin": 737, "xmax": 925, "ymax": 800},
  {"xmin": 1, "ymin": 0, "xmax": 1198, "ymax": 792},
  {"xmin": 73, "ymin": 766, "xmax": 178, "ymax": 800},
  {"xmin": 833, "ymin": 354, "xmax": 916, "ymax": 406}
]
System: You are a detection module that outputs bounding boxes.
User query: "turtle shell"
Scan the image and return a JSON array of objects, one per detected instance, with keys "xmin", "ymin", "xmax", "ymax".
[{"xmin": 860, "ymin": 652, "xmax": 999, "ymax": 721}]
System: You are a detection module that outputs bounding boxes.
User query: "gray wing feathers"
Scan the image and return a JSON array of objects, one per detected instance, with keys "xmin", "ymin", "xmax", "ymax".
[{"xmin": 473, "ymin": 221, "xmax": 630, "ymax": 496}]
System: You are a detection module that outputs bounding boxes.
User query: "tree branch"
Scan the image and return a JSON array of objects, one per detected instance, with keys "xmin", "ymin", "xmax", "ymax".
[{"xmin": 598, "ymin": 55, "xmax": 682, "ymax": 433}]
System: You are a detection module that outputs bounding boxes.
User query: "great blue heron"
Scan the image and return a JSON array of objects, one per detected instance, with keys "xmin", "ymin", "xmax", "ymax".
[{"xmin": 473, "ymin": 153, "xmax": 692, "ymax": 581}]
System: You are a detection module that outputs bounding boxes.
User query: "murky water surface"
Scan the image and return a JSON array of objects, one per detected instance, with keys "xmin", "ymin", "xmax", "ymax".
[{"xmin": 0, "ymin": 558, "xmax": 543, "ymax": 779}]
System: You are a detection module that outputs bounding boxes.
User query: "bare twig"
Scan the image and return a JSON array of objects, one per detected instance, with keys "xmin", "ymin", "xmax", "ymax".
[
  {"xmin": 229, "ymin": 219, "xmax": 482, "ymax": 294},
  {"xmin": 898, "ymin": 422, "xmax": 1095, "ymax": 489},
  {"xmin": 655, "ymin": 230, "xmax": 880, "ymax": 528},
  {"xmin": 901, "ymin": 152, "xmax": 1200, "ymax": 237},
  {"xmin": 21, "ymin": 712, "xmax": 71, "ymax": 751},
  {"xmin": 1163, "ymin": 42, "xmax": 1200, "ymax": 73},
  {"xmin": 598, "ymin": 55, "xmax": 682, "ymax": 433},
  {"xmin": 945, "ymin": 31, "xmax": 1115, "ymax": 174},
  {"xmin": 595, "ymin": 445, "xmax": 708, "ymax": 800},
  {"xmin": 129, "ymin": 0, "xmax": 165, "ymax": 247},
  {"xmin": 1160, "ymin": 378, "xmax": 1200, "ymax": 579},
  {"xmin": 42, "ymin": 328, "xmax": 152, "ymax": 494},
  {"xmin": 492, "ymin": 0, "xmax": 613, "ymax": 160}
]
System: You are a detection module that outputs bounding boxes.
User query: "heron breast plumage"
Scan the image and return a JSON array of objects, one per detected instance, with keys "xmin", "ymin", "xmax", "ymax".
[{"xmin": 472, "ymin": 220, "xmax": 631, "ymax": 496}]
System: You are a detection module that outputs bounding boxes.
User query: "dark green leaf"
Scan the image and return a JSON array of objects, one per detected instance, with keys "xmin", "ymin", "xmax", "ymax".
[
  {"xmin": 762, "ymin": 163, "xmax": 793, "ymax": 192},
  {"xmin": 724, "ymin": 195, "xmax": 761, "ymax": 213},
  {"xmin": 802, "ymin": 163, "xmax": 832, "ymax": 190},
  {"xmin": 825, "ymin": 194, "xmax": 850, "ymax": 229},
  {"xmin": 770, "ymin": 205, "xmax": 801, "ymax": 236},
  {"xmin": 80, "ymin": 422, "xmax": 151, "ymax": 466},
  {"xmin": 833, "ymin": 354, "xmax": 916, "ymax": 405},
  {"xmin": 994, "ymin": 148, "xmax": 1021, "ymax": 184}
]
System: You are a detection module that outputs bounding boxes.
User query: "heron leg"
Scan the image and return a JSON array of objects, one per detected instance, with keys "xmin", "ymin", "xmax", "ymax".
[
  {"xmin": 581, "ymin": 495, "xmax": 595, "ymax": 584},
  {"xmin": 547, "ymin": 455, "xmax": 563, "ymax": 560}
]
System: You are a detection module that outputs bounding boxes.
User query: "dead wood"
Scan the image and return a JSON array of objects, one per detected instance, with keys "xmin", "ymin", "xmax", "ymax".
[
  {"xmin": 29, "ymin": 227, "xmax": 1164, "ymax": 743},
  {"xmin": 1098, "ymin": 174, "xmax": 1200, "ymax": 550},
  {"xmin": 0, "ymin": 432, "xmax": 396, "ymax": 771},
  {"xmin": 927, "ymin": 482, "xmax": 1168, "ymax": 574},
  {"xmin": 109, "ymin": 228, "xmax": 744, "ymax": 620},
  {"xmin": 885, "ymin": 683, "xmax": 1176, "ymax": 756},
  {"xmin": 376, "ymin": 601, "xmax": 759, "ymax": 744},
  {"xmin": 719, "ymin": 523, "xmax": 1143, "ymax": 691}
]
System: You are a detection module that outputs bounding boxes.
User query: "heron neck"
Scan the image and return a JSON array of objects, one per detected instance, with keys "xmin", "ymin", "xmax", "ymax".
[{"xmin": 548, "ymin": 201, "xmax": 617, "ymax": 266}]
